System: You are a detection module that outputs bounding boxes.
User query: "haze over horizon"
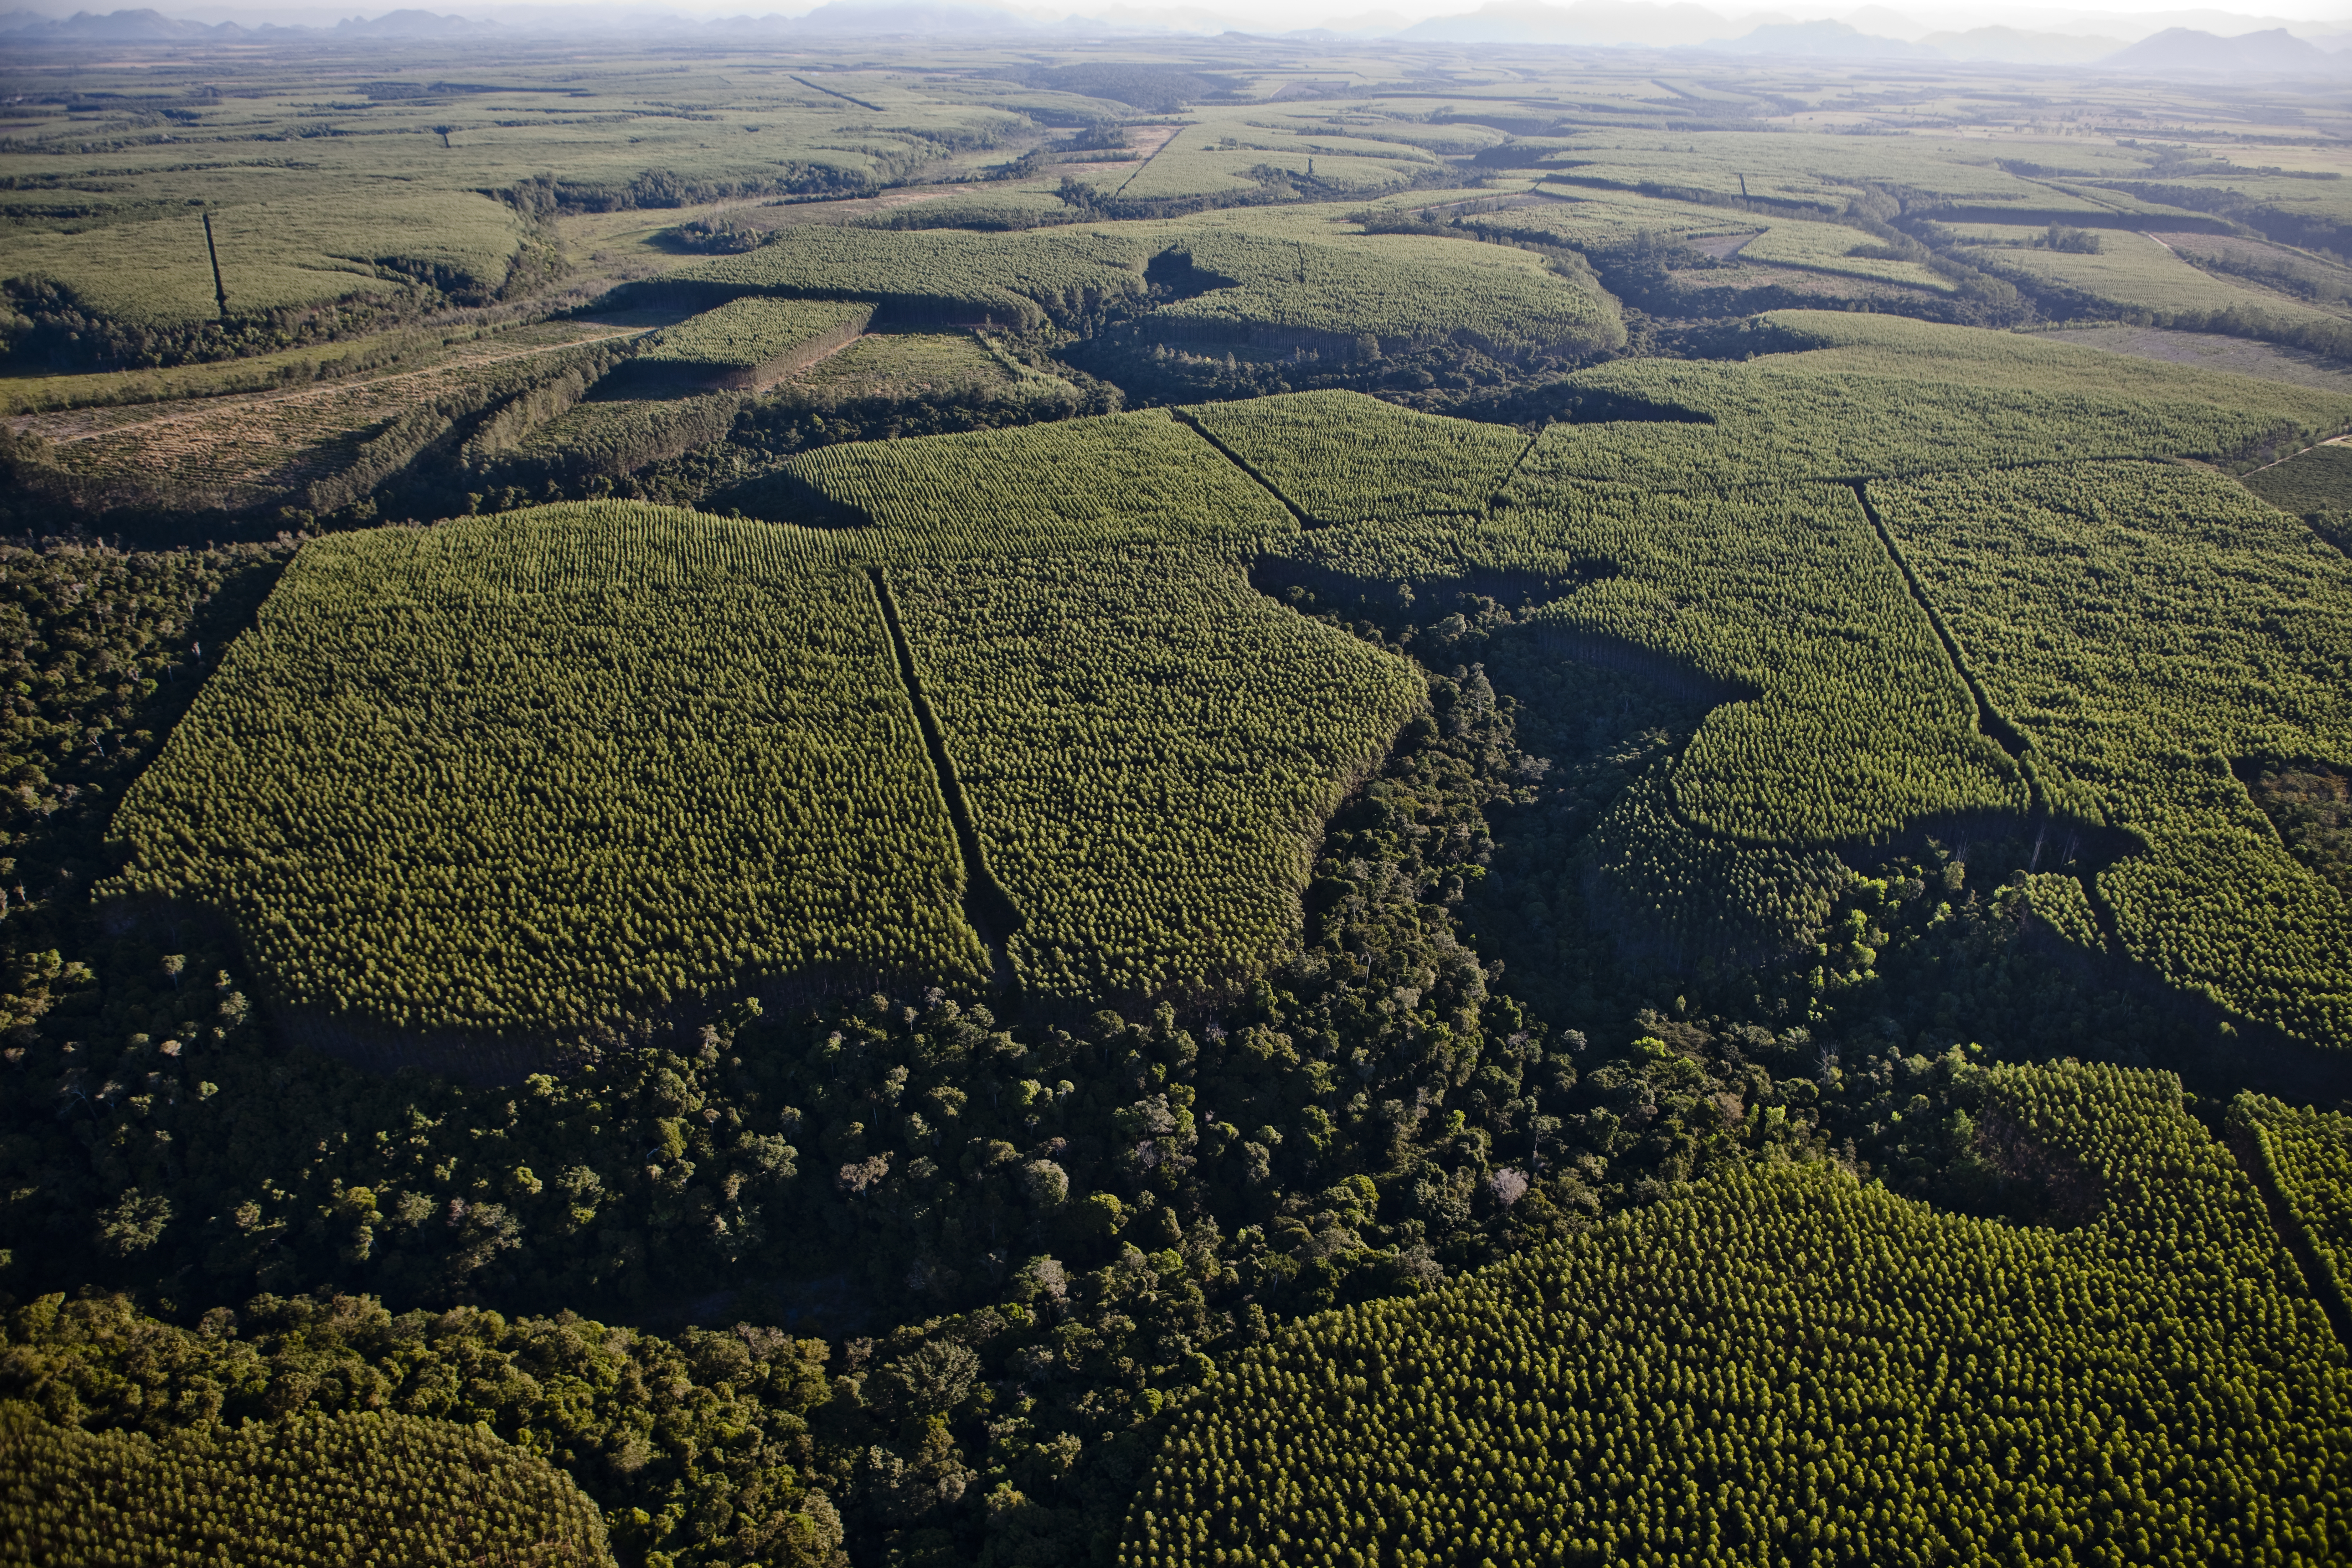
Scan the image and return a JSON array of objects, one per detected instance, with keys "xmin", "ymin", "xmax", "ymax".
[{"xmin": 7, "ymin": 0, "xmax": 2351, "ymax": 43}]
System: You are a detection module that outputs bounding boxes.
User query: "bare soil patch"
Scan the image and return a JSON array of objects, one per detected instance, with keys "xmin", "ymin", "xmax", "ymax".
[{"xmin": 1687, "ymin": 232, "xmax": 1761, "ymax": 260}]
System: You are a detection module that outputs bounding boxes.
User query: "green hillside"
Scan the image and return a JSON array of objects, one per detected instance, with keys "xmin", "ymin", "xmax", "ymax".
[{"xmin": 12, "ymin": 39, "xmax": 2352, "ymax": 1568}]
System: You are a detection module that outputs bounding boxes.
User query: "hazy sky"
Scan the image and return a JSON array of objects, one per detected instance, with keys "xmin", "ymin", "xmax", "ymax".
[
  {"xmin": 489, "ymin": 0, "xmax": 2352, "ymax": 32},
  {"xmin": 80, "ymin": 0, "xmax": 2352, "ymax": 39}
]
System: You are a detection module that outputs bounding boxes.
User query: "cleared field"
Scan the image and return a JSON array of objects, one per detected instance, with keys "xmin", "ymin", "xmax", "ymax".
[{"xmin": 18, "ymin": 321, "xmax": 642, "ymax": 511}]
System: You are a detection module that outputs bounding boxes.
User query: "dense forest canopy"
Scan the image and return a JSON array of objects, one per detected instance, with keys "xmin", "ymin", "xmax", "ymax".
[{"xmin": 3, "ymin": 23, "xmax": 2352, "ymax": 1568}]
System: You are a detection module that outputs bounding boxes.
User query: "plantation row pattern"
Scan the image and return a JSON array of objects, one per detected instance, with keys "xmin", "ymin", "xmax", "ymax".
[{"xmin": 1121, "ymin": 1063, "xmax": 2351, "ymax": 1568}]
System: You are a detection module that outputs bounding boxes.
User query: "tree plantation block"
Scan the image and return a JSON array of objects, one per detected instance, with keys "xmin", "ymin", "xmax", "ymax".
[
  {"xmin": 772, "ymin": 408, "xmax": 1297, "ymax": 551},
  {"xmin": 102, "ymin": 505, "xmax": 986, "ymax": 1042},
  {"xmin": 1874, "ymin": 462, "xmax": 2352, "ymax": 1048},
  {"xmin": 0, "ymin": 1402, "xmax": 616, "ymax": 1568},
  {"xmin": 1179, "ymin": 390, "xmax": 1533, "ymax": 526},
  {"xmin": 1127, "ymin": 1063, "xmax": 2352, "ymax": 1568},
  {"xmin": 892, "ymin": 545, "xmax": 1425, "ymax": 1005}
]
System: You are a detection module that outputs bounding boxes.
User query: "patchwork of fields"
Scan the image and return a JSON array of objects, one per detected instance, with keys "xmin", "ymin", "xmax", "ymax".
[{"xmin": 8, "ymin": 35, "xmax": 2352, "ymax": 1568}]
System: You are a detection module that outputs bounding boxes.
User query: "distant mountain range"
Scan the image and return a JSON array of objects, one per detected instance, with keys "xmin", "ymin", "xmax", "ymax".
[
  {"xmin": 1, "ymin": 0, "xmax": 2348, "ymax": 67},
  {"xmin": 0, "ymin": 3, "xmax": 495, "ymax": 34},
  {"xmin": 2103, "ymin": 23, "xmax": 2345, "ymax": 71}
]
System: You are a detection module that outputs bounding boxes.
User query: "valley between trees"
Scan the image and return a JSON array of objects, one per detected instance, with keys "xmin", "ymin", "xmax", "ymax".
[{"xmin": 4, "ymin": 28, "xmax": 2352, "ymax": 1568}]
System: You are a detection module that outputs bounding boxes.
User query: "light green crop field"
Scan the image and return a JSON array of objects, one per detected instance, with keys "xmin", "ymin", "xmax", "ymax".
[
  {"xmin": 667, "ymin": 225, "xmax": 1154, "ymax": 330},
  {"xmin": 5, "ymin": 189, "xmax": 531, "ymax": 331},
  {"xmin": 635, "ymin": 297, "xmax": 872, "ymax": 386},
  {"xmin": 793, "ymin": 330, "xmax": 1035, "ymax": 398},
  {"xmin": 1144, "ymin": 229, "xmax": 1623, "ymax": 356},
  {"xmin": 1964, "ymin": 231, "xmax": 2352, "ymax": 328}
]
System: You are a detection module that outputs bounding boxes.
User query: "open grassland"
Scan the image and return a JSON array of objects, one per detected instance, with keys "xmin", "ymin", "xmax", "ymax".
[
  {"xmin": 1128, "ymin": 1063, "xmax": 2352, "ymax": 1568},
  {"xmin": 1, "ymin": 1403, "xmax": 614, "ymax": 1568}
]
